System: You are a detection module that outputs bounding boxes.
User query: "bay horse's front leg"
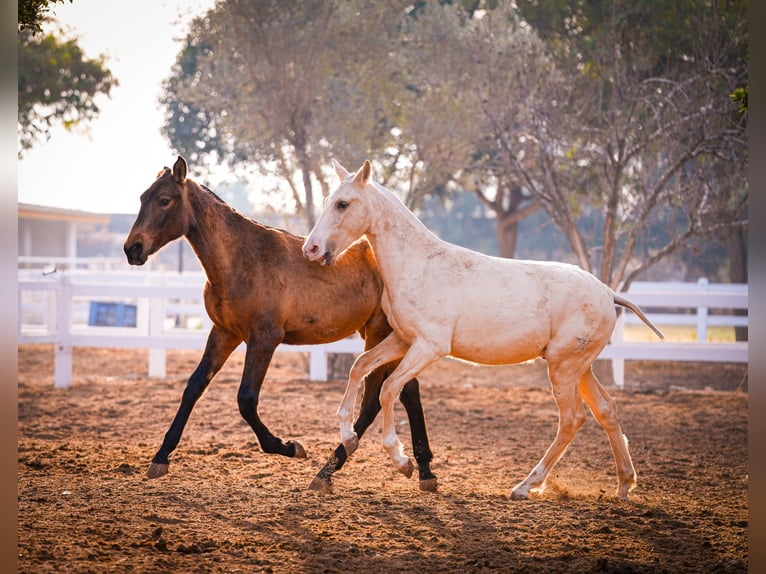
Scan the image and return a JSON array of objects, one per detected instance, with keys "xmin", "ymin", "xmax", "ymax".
[
  {"xmin": 237, "ymin": 331, "xmax": 306, "ymax": 459},
  {"xmin": 148, "ymin": 326, "xmax": 240, "ymax": 478}
]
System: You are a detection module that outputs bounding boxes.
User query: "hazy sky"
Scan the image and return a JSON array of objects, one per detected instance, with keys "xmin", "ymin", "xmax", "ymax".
[{"xmin": 18, "ymin": 0, "xmax": 218, "ymax": 214}]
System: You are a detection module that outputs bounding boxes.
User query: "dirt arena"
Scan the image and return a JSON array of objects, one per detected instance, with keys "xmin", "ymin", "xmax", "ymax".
[{"xmin": 18, "ymin": 344, "xmax": 747, "ymax": 573}]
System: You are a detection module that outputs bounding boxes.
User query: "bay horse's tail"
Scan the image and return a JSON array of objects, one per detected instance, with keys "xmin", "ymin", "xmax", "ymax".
[{"xmin": 614, "ymin": 293, "xmax": 665, "ymax": 340}]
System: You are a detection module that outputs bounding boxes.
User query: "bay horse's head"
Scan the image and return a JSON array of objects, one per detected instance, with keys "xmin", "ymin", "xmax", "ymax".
[
  {"xmin": 303, "ymin": 159, "xmax": 373, "ymax": 266},
  {"xmin": 124, "ymin": 156, "xmax": 192, "ymax": 265}
]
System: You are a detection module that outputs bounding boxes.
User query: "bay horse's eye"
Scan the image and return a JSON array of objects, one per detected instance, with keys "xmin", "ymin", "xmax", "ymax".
[
  {"xmin": 336, "ymin": 200, "xmax": 349, "ymax": 211},
  {"xmin": 159, "ymin": 197, "xmax": 172, "ymax": 207}
]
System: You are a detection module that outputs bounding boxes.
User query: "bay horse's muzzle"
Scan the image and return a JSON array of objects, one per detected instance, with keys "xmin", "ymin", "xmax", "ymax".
[{"xmin": 124, "ymin": 241, "xmax": 147, "ymax": 266}]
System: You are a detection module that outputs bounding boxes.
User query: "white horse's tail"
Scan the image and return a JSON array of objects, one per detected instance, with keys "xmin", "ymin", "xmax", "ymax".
[{"xmin": 614, "ymin": 293, "xmax": 665, "ymax": 340}]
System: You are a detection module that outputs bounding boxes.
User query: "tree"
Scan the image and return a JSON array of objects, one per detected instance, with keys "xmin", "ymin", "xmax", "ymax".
[
  {"xmin": 380, "ymin": 1, "xmax": 544, "ymax": 257},
  {"xmin": 162, "ymin": 0, "xmax": 409, "ymax": 231},
  {"xmin": 18, "ymin": 3, "xmax": 117, "ymax": 156},
  {"xmin": 162, "ymin": 0, "xmax": 746, "ymax": 285},
  {"xmin": 492, "ymin": 0, "xmax": 749, "ymax": 289}
]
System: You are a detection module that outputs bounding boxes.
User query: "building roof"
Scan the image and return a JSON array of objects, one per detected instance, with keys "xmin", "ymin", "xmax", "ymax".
[{"xmin": 18, "ymin": 203, "xmax": 111, "ymax": 224}]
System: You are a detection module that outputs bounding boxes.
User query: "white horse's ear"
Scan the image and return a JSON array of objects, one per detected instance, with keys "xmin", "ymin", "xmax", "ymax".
[
  {"xmin": 332, "ymin": 158, "xmax": 351, "ymax": 180},
  {"xmin": 172, "ymin": 156, "xmax": 187, "ymax": 183},
  {"xmin": 354, "ymin": 160, "xmax": 371, "ymax": 187}
]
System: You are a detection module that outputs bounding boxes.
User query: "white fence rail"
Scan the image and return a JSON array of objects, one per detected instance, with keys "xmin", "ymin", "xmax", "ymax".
[
  {"xmin": 18, "ymin": 271, "xmax": 747, "ymax": 389},
  {"xmin": 601, "ymin": 278, "xmax": 747, "ymax": 385}
]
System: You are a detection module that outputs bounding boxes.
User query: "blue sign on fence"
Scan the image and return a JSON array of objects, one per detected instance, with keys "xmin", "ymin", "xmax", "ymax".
[{"xmin": 88, "ymin": 302, "xmax": 137, "ymax": 327}]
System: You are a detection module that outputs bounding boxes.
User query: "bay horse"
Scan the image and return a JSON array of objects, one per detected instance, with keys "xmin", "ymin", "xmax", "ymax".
[
  {"xmin": 124, "ymin": 156, "xmax": 438, "ymax": 492},
  {"xmin": 302, "ymin": 159, "xmax": 664, "ymax": 501}
]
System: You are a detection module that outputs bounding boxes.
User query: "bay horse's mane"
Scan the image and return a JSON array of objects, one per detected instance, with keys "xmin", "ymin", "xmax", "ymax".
[
  {"xmin": 199, "ymin": 182, "xmax": 226, "ymax": 205},
  {"xmin": 167, "ymin": 164, "xmax": 303, "ymax": 239}
]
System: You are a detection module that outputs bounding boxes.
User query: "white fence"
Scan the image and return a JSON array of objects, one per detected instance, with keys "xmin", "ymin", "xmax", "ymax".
[
  {"xmin": 601, "ymin": 278, "xmax": 747, "ymax": 385},
  {"xmin": 18, "ymin": 271, "xmax": 747, "ymax": 389}
]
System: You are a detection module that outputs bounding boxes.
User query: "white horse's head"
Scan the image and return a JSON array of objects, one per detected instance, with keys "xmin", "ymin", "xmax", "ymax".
[{"xmin": 303, "ymin": 159, "xmax": 373, "ymax": 265}]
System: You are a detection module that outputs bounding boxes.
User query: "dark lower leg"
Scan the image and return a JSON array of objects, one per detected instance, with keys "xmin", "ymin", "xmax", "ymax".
[
  {"xmin": 152, "ymin": 360, "xmax": 212, "ymax": 466},
  {"xmin": 237, "ymin": 394, "xmax": 304, "ymax": 457},
  {"xmin": 149, "ymin": 328, "xmax": 238, "ymax": 476},
  {"xmin": 312, "ymin": 369, "xmax": 385, "ymax": 484},
  {"xmin": 399, "ymin": 378, "xmax": 436, "ymax": 484},
  {"xmin": 237, "ymin": 338, "xmax": 305, "ymax": 458}
]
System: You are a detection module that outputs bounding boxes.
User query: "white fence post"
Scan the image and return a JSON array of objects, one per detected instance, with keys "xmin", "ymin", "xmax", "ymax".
[
  {"xmin": 53, "ymin": 274, "xmax": 73, "ymax": 389},
  {"xmin": 696, "ymin": 277, "xmax": 709, "ymax": 342},
  {"xmin": 309, "ymin": 345, "xmax": 328, "ymax": 381},
  {"xmin": 148, "ymin": 296, "xmax": 167, "ymax": 378},
  {"xmin": 611, "ymin": 309, "xmax": 626, "ymax": 389}
]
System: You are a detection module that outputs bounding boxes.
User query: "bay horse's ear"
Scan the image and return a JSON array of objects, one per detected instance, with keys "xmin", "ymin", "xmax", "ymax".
[
  {"xmin": 332, "ymin": 158, "xmax": 351, "ymax": 180},
  {"xmin": 353, "ymin": 160, "xmax": 371, "ymax": 187},
  {"xmin": 172, "ymin": 156, "xmax": 188, "ymax": 183}
]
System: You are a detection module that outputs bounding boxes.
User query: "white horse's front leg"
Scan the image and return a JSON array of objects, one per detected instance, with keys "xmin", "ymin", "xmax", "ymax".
[
  {"xmin": 378, "ymin": 342, "xmax": 443, "ymax": 477},
  {"xmin": 336, "ymin": 370, "xmax": 361, "ymax": 455},
  {"xmin": 337, "ymin": 332, "xmax": 410, "ymax": 456}
]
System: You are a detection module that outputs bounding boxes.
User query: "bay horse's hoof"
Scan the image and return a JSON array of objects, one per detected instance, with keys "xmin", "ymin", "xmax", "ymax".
[
  {"xmin": 398, "ymin": 459, "xmax": 414, "ymax": 479},
  {"xmin": 146, "ymin": 462, "xmax": 169, "ymax": 479},
  {"xmin": 308, "ymin": 476, "xmax": 333, "ymax": 494},
  {"xmin": 510, "ymin": 489, "xmax": 530, "ymax": 501},
  {"xmin": 419, "ymin": 477, "xmax": 438, "ymax": 492},
  {"xmin": 290, "ymin": 440, "xmax": 307, "ymax": 459}
]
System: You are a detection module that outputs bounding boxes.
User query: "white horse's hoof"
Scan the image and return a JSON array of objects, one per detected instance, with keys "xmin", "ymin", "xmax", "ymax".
[
  {"xmin": 397, "ymin": 458, "xmax": 414, "ymax": 478},
  {"xmin": 342, "ymin": 433, "xmax": 359, "ymax": 456}
]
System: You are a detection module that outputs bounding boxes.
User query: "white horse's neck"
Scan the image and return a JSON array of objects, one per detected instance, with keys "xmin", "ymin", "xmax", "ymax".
[{"xmin": 363, "ymin": 181, "xmax": 442, "ymax": 287}]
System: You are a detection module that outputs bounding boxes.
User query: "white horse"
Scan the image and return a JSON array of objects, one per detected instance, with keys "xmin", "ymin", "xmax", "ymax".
[{"xmin": 303, "ymin": 160, "xmax": 663, "ymax": 500}]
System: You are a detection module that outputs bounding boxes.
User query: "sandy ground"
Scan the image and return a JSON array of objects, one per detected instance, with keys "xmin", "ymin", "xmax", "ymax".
[{"xmin": 18, "ymin": 344, "xmax": 747, "ymax": 573}]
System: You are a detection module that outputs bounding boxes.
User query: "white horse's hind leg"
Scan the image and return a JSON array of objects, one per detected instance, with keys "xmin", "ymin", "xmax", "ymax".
[
  {"xmin": 579, "ymin": 368, "xmax": 636, "ymax": 499},
  {"xmin": 339, "ymin": 332, "xmax": 409, "ymax": 455},
  {"xmin": 378, "ymin": 341, "xmax": 443, "ymax": 477},
  {"xmin": 511, "ymin": 364, "xmax": 587, "ymax": 500}
]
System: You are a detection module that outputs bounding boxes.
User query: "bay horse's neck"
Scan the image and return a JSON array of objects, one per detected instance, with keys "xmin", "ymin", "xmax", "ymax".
[{"xmin": 182, "ymin": 182, "xmax": 256, "ymax": 283}]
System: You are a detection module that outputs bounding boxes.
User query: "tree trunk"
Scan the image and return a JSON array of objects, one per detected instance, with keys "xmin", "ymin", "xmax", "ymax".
[
  {"xmin": 726, "ymin": 227, "xmax": 748, "ymax": 341},
  {"xmin": 495, "ymin": 217, "xmax": 518, "ymax": 259},
  {"xmin": 299, "ymin": 159, "xmax": 315, "ymax": 231},
  {"xmin": 292, "ymin": 128, "xmax": 316, "ymax": 232},
  {"xmin": 476, "ymin": 183, "xmax": 538, "ymax": 260}
]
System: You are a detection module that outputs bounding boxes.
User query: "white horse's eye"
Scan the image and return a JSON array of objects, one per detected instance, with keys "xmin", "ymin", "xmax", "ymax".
[{"xmin": 336, "ymin": 200, "xmax": 349, "ymax": 210}]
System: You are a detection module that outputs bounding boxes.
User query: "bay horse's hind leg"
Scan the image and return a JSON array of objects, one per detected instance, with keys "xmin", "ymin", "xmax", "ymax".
[
  {"xmin": 579, "ymin": 368, "xmax": 636, "ymax": 499},
  {"xmin": 510, "ymin": 361, "xmax": 587, "ymax": 500},
  {"xmin": 237, "ymin": 329, "xmax": 307, "ymax": 459},
  {"xmin": 398, "ymin": 377, "xmax": 437, "ymax": 490},
  {"xmin": 148, "ymin": 326, "xmax": 240, "ymax": 478}
]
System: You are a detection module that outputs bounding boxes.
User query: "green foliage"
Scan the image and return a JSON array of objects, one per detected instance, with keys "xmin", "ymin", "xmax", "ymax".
[
  {"xmin": 18, "ymin": 0, "xmax": 71, "ymax": 34},
  {"xmin": 730, "ymin": 87, "xmax": 747, "ymax": 113},
  {"xmin": 18, "ymin": 27, "xmax": 117, "ymax": 155}
]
